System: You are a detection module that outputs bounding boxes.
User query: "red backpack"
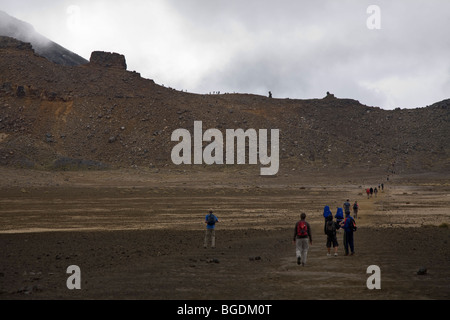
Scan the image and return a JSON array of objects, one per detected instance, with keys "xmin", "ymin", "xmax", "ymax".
[{"xmin": 297, "ymin": 221, "xmax": 308, "ymax": 237}]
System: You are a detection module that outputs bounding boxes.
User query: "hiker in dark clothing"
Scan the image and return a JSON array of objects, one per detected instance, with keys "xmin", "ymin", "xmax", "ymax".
[
  {"xmin": 324, "ymin": 214, "xmax": 340, "ymax": 257},
  {"xmin": 353, "ymin": 201, "xmax": 359, "ymax": 219},
  {"xmin": 370, "ymin": 187, "xmax": 374, "ymax": 197},
  {"xmin": 341, "ymin": 212, "xmax": 356, "ymax": 256},
  {"xmin": 292, "ymin": 213, "xmax": 312, "ymax": 266},
  {"xmin": 343, "ymin": 199, "xmax": 351, "ymax": 215}
]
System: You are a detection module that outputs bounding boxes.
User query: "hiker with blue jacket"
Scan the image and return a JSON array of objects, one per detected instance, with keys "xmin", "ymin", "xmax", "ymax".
[
  {"xmin": 204, "ymin": 209, "xmax": 219, "ymax": 248},
  {"xmin": 341, "ymin": 212, "xmax": 357, "ymax": 256}
]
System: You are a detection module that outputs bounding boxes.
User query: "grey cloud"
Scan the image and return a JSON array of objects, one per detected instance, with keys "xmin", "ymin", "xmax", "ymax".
[{"xmin": 1, "ymin": 0, "xmax": 449, "ymax": 108}]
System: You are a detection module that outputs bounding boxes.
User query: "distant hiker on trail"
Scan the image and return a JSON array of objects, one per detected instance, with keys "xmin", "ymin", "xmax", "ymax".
[
  {"xmin": 268, "ymin": 91, "xmax": 272, "ymax": 98},
  {"xmin": 353, "ymin": 201, "xmax": 359, "ymax": 219},
  {"xmin": 370, "ymin": 187, "xmax": 374, "ymax": 198},
  {"xmin": 341, "ymin": 212, "xmax": 357, "ymax": 256},
  {"xmin": 343, "ymin": 199, "xmax": 351, "ymax": 215},
  {"xmin": 366, "ymin": 188, "xmax": 370, "ymax": 199},
  {"xmin": 204, "ymin": 209, "xmax": 219, "ymax": 249},
  {"xmin": 374, "ymin": 187, "xmax": 378, "ymax": 197},
  {"xmin": 324, "ymin": 214, "xmax": 340, "ymax": 257},
  {"xmin": 292, "ymin": 213, "xmax": 312, "ymax": 266}
]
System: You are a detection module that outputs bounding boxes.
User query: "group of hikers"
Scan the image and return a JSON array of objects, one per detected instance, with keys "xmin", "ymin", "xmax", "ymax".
[
  {"xmin": 203, "ymin": 200, "xmax": 358, "ymax": 267},
  {"xmin": 292, "ymin": 200, "xmax": 357, "ymax": 266},
  {"xmin": 365, "ymin": 184, "xmax": 384, "ymax": 198}
]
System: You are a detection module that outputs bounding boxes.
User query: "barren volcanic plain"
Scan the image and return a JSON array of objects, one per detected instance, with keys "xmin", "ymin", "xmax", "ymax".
[{"xmin": 0, "ymin": 36, "xmax": 449, "ymax": 300}]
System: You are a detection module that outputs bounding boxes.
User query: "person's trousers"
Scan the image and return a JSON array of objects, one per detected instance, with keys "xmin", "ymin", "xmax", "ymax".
[
  {"xmin": 296, "ymin": 238, "xmax": 309, "ymax": 263},
  {"xmin": 204, "ymin": 228, "xmax": 215, "ymax": 248},
  {"xmin": 343, "ymin": 231, "xmax": 354, "ymax": 254}
]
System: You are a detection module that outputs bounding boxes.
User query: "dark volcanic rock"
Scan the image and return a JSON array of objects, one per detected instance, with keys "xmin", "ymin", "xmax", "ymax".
[
  {"xmin": 0, "ymin": 36, "xmax": 449, "ymax": 173},
  {"xmin": 0, "ymin": 36, "xmax": 33, "ymax": 51},
  {"xmin": 89, "ymin": 51, "xmax": 127, "ymax": 70}
]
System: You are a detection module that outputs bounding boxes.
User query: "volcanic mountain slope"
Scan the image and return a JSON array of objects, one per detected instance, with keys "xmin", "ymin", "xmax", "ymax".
[
  {"xmin": 0, "ymin": 36, "xmax": 449, "ymax": 174},
  {"xmin": 0, "ymin": 11, "xmax": 88, "ymax": 66}
]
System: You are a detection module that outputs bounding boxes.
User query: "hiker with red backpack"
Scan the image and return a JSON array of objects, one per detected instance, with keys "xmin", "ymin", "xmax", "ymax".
[{"xmin": 292, "ymin": 213, "xmax": 312, "ymax": 266}]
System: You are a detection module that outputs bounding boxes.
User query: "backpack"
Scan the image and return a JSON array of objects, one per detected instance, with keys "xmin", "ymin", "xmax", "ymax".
[
  {"xmin": 325, "ymin": 220, "xmax": 336, "ymax": 236},
  {"xmin": 207, "ymin": 214, "xmax": 216, "ymax": 226},
  {"xmin": 297, "ymin": 221, "xmax": 308, "ymax": 237},
  {"xmin": 335, "ymin": 208, "xmax": 344, "ymax": 220},
  {"xmin": 351, "ymin": 218, "xmax": 357, "ymax": 231},
  {"xmin": 323, "ymin": 205, "xmax": 332, "ymax": 219},
  {"xmin": 348, "ymin": 217, "xmax": 357, "ymax": 231}
]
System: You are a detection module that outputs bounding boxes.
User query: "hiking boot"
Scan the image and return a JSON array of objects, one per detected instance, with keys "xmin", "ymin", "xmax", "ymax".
[
  {"xmin": 334, "ymin": 253, "xmax": 338, "ymax": 257},
  {"xmin": 297, "ymin": 257, "xmax": 301, "ymax": 265},
  {"xmin": 327, "ymin": 253, "xmax": 331, "ymax": 257}
]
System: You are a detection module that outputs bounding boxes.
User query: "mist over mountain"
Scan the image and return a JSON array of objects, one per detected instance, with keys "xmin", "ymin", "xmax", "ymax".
[{"xmin": 0, "ymin": 10, "xmax": 87, "ymax": 66}]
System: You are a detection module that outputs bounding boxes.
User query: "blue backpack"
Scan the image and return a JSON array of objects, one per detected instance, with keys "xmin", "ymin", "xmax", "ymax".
[
  {"xmin": 335, "ymin": 207, "xmax": 344, "ymax": 220},
  {"xmin": 323, "ymin": 205, "xmax": 332, "ymax": 219}
]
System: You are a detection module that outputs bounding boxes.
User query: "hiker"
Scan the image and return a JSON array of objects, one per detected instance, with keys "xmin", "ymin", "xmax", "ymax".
[
  {"xmin": 204, "ymin": 209, "xmax": 219, "ymax": 248},
  {"xmin": 366, "ymin": 188, "xmax": 370, "ymax": 199},
  {"xmin": 341, "ymin": 212, "xmax": 356, "ymax": 256},
  {"xmin": 324, "ymin": 214, "xmax": 340, "ymax": 257},
  {"xmin": 374, "ymin": 187, "xmax": 378, "ymax": 197},
  {"xmin": 370, "ymin": 187, "xmax": 374, "ymax": 197},
  {"xmin": 292, "ymin": 212, "xmax": 312, "ymax": 266},
  {"xmin": 343, "ymin": 199, "xmax": 351, "ymax": 215},
  {"xmin": 353, "ymin": 201, "xmax": 359, "ymax": 219}
]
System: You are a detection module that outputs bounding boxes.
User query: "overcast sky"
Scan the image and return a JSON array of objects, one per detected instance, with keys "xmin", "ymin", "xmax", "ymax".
[{"xmin": 1, "ymin": 0, "xmax": 449, "ymax": 109}]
